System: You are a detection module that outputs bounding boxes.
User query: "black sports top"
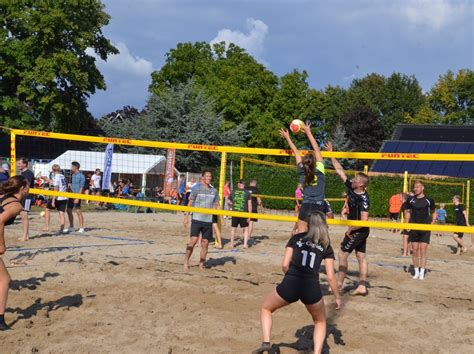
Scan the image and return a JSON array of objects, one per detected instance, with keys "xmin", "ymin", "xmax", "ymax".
[
  {"xmin": 286, "ymin": 233, "xmax": 335, "ymax": 279},
  {"xmin": 454, "ymin": 204, "xmax": 467, "ymax": 226},
  {"xmin": 403, "ymin": 195, "xmax": 435, "ymax": 224},
  {"xmin": 345, "ymin": 179, "xmax": 370, "ymax": 225},
  {"xmin": 0, "ymin": 194, "xmax": 20, "ymax": 226}
]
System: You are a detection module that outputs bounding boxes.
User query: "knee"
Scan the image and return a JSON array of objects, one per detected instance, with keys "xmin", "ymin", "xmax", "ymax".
[
  {"xmin": 0, "ymin": 273, "xmax": 11, "ymax": 287},
  {"xmin": 355, "ymin": 252, "xmax": 366, "ymax": 262}
]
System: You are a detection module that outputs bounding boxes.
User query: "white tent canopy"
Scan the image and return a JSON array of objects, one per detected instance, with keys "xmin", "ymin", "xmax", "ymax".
[{"xmin": 33, "ymin": 150, "xmax": 180, "ymax": 191}]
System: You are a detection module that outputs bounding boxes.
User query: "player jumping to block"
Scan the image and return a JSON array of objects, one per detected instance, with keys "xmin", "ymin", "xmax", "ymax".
[
  {"xmin": 253, "ymin": 212, "xmax": 341, "ymax": 354},
  {"xmin": 326, "ymin": 142, "xmax": 370, "ymax": 296},
  {"xmin": 183, "ymin": 170, "xmax": 220, "ymax": 271},
  {"xmin": 280, "ymin": 122, "xmax": 326, "ymax": 234}
]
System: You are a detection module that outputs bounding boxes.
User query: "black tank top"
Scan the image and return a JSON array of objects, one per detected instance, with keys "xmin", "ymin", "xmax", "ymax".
[{"xmin": 0, "ymin": 194, "xmax": 20, "ymax": 226}]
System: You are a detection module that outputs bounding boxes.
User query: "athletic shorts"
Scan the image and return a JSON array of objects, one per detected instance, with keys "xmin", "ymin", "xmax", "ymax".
[
  {"xmin": 251, "ymin": 209, "xmax": 258, "ymax": 222},
  {"xmin": 212, "ymin": 214, "xmax": 218, "ymax": 224},
  {"xmin": 190, "ymin": 221, "xmax": 213, "ymax": 241},
  {"xmin": 409, "ymin": 230, "xmax": 431, "ymax": 244},
  {"xmin": 67, "ymin": 198, "xmax": 82, "ymax": 209},
  {"xmin": 341, "ymin": 228, "xmax": 370, "ymax": 253},
  {"xmin": 231, "ymin": 217, "xmax": 248, "ymax": 228},
  {"xmin": 47, "ymin": 199, "xmax": 67, "ymax": 212},
  {"xmin": 437, "ymin": 220, "xmax": 446, "ymax": 225},
  {"xmin": 455, "ymin": 232, "xmax": 464, "ymax": 238},
  {"xmin": 21, "ymin": 196, "xmax": 32, "ymax": 212},
  {"xmin": 389, "ymin": 212, "xmax": 400, "ymax": 221},
  {"xmin": 298, "ymin": 202, "xmax": 325, "ymax": 221},
  {"xmin": 93, "ymin": 188, "xmax": 101, "ymax": 193},
  {"xmin": 276, "ymin": 275, "xmax": 322, "ymax": 305}
]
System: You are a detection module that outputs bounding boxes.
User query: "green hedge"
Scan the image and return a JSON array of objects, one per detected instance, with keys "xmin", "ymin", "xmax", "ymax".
[{"xmin": 222, "ymin": 164, "xmax": 473, "ymax": 223}]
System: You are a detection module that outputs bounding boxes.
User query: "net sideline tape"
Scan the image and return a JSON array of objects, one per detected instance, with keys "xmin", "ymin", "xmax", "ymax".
[
  {"xmin": 12, "ymin": 129, "xmax": 474, "ymax": 161},
  {"xmin": 30, "ymin": 188, "xmax": 473, "ymax": 233}
]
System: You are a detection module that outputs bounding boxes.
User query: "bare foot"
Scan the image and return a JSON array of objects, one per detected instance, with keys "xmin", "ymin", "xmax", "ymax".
[
  {"xmin": 42, "ymin": 227, "xmax": 50, "ymax": 232},
  {"xmin": 199, "ymin": 263, "xmax": 205, "ymax": 270},
  {"xmin": 183, "ymin": 263, "xmax": 189, "ymax": 272},
  {"xmin": 350, "ymin": 286, "xmax": 368, "ymax": 296},
  {"xmin": 461, "ymin": 247, "xmax": 467, "ymax": 254},
  {"xmin": 243, "ymin": 244, "xmax": 248, "ymax": 249}
]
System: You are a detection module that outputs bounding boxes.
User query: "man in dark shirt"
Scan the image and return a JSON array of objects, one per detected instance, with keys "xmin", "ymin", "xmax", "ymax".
[
  {"xmin": 403, "ymin": 181, "xmax": 436, "ymax": 280},
  {"xmin": 247, "ymin": 179, "xmax": 263, "ymax": 239},
  {"xmin": 229, "ymin": 180, "xmax": 252, "ymax": 248},
  {"xmin": 326, "ymin": 142, "xmax": 370, "ymax": 296},
  {"xmin": 17, "ymin": 158, "xmax": 35, "ymax": 241},
  {"xmin": 451, "ymin": 195, "xmax": 471, "ymax": 255}
]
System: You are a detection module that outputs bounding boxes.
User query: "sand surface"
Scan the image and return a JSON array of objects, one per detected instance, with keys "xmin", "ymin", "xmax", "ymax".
[{"xmin": 1, "ymin": 210, "xmax": 473, "ymax": 353}]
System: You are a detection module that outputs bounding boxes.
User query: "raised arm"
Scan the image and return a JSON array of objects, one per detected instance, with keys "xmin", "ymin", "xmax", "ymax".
[
  {"xmin": 303, "ymin": 122, "xmax": 323, "ymax": 163},
  {"xmin": 279, "ymin": 128, "xmax": 302, "ymax": 165},
  {"xmin": 324, "ymin": 142, "xmax": 348, "ymax": 183}
]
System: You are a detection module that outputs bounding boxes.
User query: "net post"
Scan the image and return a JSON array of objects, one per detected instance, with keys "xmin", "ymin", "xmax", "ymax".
[
  {"xmin": 466, "ymin": 180, "xmax": 470, "ymax": 218},
  {"xmin": 401, "ymin": 171, "xmax": 408, "ymax": 223},
  {"xmin": 240, "ymin": 157, "xmax": 244, "ymax": 179},
  {"xmin": 10, "ymin": 131, "xmax": 16, "ymax": 175},
  {"xmin": 216, "ymin": 152, "xmax": 227, "ymax": 248}
]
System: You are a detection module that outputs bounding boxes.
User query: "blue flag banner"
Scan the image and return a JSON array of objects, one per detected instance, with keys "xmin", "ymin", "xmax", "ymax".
[{"xmin": 102, "ymin": 143, "xmax": 114, "ymax": 190}]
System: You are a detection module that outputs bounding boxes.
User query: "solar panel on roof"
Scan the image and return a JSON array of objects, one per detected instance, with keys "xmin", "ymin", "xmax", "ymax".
[{"xmin": 371, "ymin": 140, "xmax": 474, "ymax": 178}]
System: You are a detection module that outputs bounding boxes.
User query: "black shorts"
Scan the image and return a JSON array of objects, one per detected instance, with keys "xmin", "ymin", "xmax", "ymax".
[
  {"xmin": 67, "ymin": 198, "xmax": 82, "ymax": 209},
  {"xmin": 250, "ymin": 209, "xmax": 258, "ymax": 222},
  {"xmin": 93, "ymin": 188, "xmax": 101, "ymax": 193},
  {"xmin": 341, "ymin": 228, "xmax": 370, "ymax": 253},
  {"xmin": 409, "ymin": 230, "xmax": 431, "ymax": 244},
  {"xmin": 455, "ymin": 232, "xmax": 464, "ymax": 238},
  {"xmin": 212, "ymin": 214, "xmax": 218, "ymax": 224},
  {"xmin": 276, "ymin": 275, "xmax": 322, "ymax": 305},
  {"xmin": 21, "ymin": 196, "xmax": 32, "ymax": 212},
  {"xmin": 389, "ymin": 212, "xmax": 400, "ymax": 221},
  {"xmin": 47, "ymin": 199, "xmax": 67, "ymax": 212},
  {"xmin": 231, "ymin": 217, "xmax": 248, "ymax": 228},
  {"xmin": 298, "ymin": 202, "xmax": 325, "ymax": 221},
  {"xmin": 190, "ymin": 221, "xmax": 213, "ymax": 241}
]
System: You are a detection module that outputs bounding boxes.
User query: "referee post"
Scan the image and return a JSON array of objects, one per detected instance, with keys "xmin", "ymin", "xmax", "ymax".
[{"xmin": 216, "ymin": 152, "xmax": 227, "ymax": 248}]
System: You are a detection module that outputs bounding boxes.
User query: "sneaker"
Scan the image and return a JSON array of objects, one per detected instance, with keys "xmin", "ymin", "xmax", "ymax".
[
  {"xmin": 412, "ymin": 273, "xmax": 419, "ymax": 280},
  {"xmin": 418, "ymin": 274, "xmax": 425, "ymax": 280},
  {"xmin": 77, "ymin": 228, "xmax": 85, "ymax": 233},
  {"xmin": 252, "ymin": 342, "xmax": 272, "ymax": 354},
  {"xmin": 62, "ymin": 227, "xmax": 74, "ymax": 234},
  {"xmin": 0, "ymin": 322, "xmax": 11, "ymax": 331}
]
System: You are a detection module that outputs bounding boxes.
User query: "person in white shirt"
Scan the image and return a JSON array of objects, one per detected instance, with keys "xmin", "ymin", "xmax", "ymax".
[{"xmin": 44, "ymin": 164, "xmax": 68, "ymax": 233}]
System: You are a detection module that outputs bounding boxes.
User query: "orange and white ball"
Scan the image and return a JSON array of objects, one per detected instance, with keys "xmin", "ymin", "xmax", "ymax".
[{"xmin": 290, "ymin": 119, "xmax": 304, "ymax": 134}]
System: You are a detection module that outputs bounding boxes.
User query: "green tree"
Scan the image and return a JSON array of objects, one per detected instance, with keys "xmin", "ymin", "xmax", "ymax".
[
  {"xmin": 101, "ymin": 80, "xmax": 247, "ymax": 171},
  {"xmin": 0, "ymin": 0, "xmax": 118, "ymax": 132},
  {"xmin": 149, "ymin": 41, "xmax": 278, "ymax": 140},
  {"xmin": 329, "ymin": 123, "xmax": 353, "ymax": 168},
  {"xmin": 404, "ymin": 103, "xmax": 440, "ymax": 124},
  {"xmin": 429, "ymin": 69, "xmax": 474, "ymax": 124}
]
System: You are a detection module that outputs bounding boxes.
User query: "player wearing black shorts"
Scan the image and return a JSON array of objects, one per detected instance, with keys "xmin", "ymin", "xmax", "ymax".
[
  {"xmin": 229, "ymin": 180, "xmax": 252, "ymax": 248},
  {"xmin": 452, "ymin": 195, "xmax": 470, "ymax": 255},
  {"xmin": 279, "ymin": 122, "xmax": 326, "ymax": 235},
  {"xmin": 183, "ymin": 171, "xmax": 220, "ymax": 270},
  {"xmin": 402, "ymin": 181, "xmax": 436, "ymax": 280},
  {"xmin": 17, "ymin": 158, "xmax": 35, "ymax": 241},
  {"xmin": 326, "ymin": 142, "xmax": 370, "ymax": 296},
  {"xmin": 254, "ymin": 213, "xmax": 341, "ymax": 354}
]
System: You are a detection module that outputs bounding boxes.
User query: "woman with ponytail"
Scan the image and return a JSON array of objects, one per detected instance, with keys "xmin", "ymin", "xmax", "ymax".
[
  {"xmin": 280, "ymin": 122, "xmax": 326, "ymax": 233},
  {"xmin": 0, "ymin": 175, "xmax": 29, "ymax": 330},
  {"xmin": 253, "ymin": 212, "xmax": 341, "ymax": 354}
]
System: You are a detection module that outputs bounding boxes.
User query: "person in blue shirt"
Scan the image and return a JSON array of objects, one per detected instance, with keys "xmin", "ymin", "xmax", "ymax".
[
  {"xmin": 64, "ymin": 161, "xmax": 86, "ymax": 233},
  {"xmin": 435, "ymin": 203, "xmax": 447, "ymax": 237}
]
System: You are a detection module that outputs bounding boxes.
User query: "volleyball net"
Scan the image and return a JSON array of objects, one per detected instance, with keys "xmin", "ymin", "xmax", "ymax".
[{"xmin": 8, "ymin": 128, "xmax": 474, "ymax": 246}]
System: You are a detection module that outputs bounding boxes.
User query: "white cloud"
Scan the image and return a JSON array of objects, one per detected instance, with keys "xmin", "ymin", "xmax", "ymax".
[
  {"xmin": 86, "ymin": 42, "xmax": 154, "ymax": 77},
  {"xmin": 210, "ymin": 18, "xmax": 268, "ymax": 61},
  {"xmin": 402, "ymin": 0, "xmax": 470, "ymax": 30}
]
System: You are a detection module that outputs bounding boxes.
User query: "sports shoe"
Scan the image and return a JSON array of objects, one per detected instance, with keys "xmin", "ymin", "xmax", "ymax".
[
  {"xmin": 62, "ymin": 227, "xmax": 73, "ymax": 234},
  {"xmin": 412, "ymin": 273, "xmax": 419, "ymax": 280},
  {"xmin": 252, "ymin": 342, "xmax": 272, "ymax": 354},
  {"xmin": 77, "ymin": 228, "xmax": 85, "ymax": 233},
  {"xmin": 0, "ymin": 322, "xmax": 11, "ymax": 331}
]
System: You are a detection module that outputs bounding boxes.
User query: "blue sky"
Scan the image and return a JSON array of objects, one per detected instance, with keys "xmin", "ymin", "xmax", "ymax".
[{"xmin": 87, "ymin": 0, "xmax": 474, "ymax": 118}]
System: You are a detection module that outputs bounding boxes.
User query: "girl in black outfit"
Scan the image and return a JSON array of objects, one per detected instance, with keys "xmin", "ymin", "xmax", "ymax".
[
  {"xmin": 254, "ymin": 212, "xmax": 342, "ymax": 354},
  {"xmin": 0, "ymin": 176, "xmax": 29, "ymax": 330}
]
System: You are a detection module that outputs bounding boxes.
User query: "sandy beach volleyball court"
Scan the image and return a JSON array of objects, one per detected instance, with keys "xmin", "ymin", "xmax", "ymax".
[{"xmin": 1, "ymin": 211, "xmax": 473, "ymax": 353}]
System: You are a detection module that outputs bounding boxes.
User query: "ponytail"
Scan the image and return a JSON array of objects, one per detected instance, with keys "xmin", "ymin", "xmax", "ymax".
[
  {"xmin": 303, "ymin": 152, "xmax": 316, "ymax": 186},
  {"xmin": 0, "ymin": 175, "xmax": 28, "ymax": 195},
  {"xmin": 304, "ymin": 212, "xmax": 330, "ymax": 249}
]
